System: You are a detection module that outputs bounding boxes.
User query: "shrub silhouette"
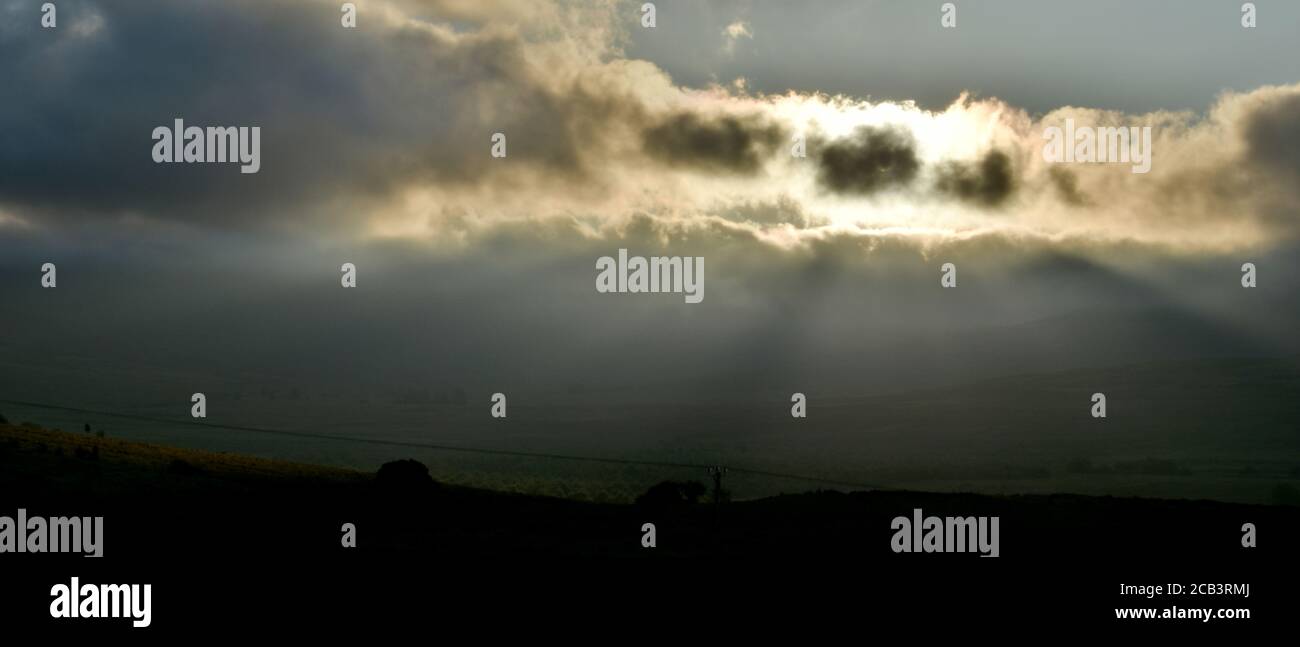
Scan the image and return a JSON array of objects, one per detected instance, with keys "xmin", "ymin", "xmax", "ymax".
[
  {"xmin": 636, "ymin": 480, "xmax": 706, "ymax": 509},
  {"xmin": 376, "ymin": 459, "xmax": 437, "ymax": 491},
  {"xmin": 0, "ymin": 412, "xmax": 7, "ymax": 424}
]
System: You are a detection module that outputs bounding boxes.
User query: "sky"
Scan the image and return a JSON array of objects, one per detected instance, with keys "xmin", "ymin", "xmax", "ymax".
[
  {"xmin": 627, "ymin": 0, "xmax": 1300, "ymax": 115},
  {"xmin": 1, "ymin": 0, "xmax": 1298, "ymax": 403}
]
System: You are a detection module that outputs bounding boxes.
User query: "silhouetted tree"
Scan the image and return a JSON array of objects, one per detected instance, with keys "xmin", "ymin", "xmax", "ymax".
[
  {"xmin": 636, "ymin": 480, "xmax": 706, "ymax": 510},
  {"xmin": 376, "ymin": 459, "xmax": 437, "ymax": 491}
]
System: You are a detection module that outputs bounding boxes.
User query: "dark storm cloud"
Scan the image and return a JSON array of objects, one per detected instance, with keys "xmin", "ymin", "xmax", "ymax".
[
  {"xmin": 934, "ymin": 149, "xmax": 1016, "ymax": 207},
  {"xmin": 814, "ymin": 126, "xmax": 919, "ymax": 195},
  {"xmin": 1048, "ymin": 167, "xmax": 1090, "ymax": 207},
  {"xmin": 1, "ymin": 0, "xmax": 386, "ymax": 222},
  {"xmin": 0, "ymin": 0, "xmax": 643, "ymax": 227},
  {"xmin": 1, "ymin": 0, "xmax": 1296, "ymax": 250},
  {"xmin": 1240, "ymin": 90, "xmax": 1300, "ymax": 181},
  {"xmin": 641, "ymin": 111, "xmax": 787, "ymax": 174}
]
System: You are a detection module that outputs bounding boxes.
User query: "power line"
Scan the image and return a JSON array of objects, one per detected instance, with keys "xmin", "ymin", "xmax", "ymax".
[{"xmin": 0, "ymin": 398, "xmax": 884, "ymax": 491}]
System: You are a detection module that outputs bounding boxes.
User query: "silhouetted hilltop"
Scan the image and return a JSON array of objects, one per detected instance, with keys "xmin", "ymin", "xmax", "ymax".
[{"xmin": 2, "ymin": 422, "xmax": 1296, "ymax": 563}]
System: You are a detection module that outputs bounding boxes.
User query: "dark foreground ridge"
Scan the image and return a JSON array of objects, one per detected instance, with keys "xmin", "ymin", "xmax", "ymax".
[
  {"xmin": 2, "ymin": 423, "xmax": 1297, "ymax": 632},
  {"xmin": 3, "ymin": 423, "xmax": 1296, "ymax": 559}
]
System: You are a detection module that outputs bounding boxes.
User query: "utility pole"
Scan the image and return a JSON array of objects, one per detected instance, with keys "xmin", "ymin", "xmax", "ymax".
[
  {"xmin": 707, "ymin": 466, "xmax": 728, "ymax": 507},
  {"xmin": 706, "ymin": 466, "xmax": 729, "ymax": 542}
]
